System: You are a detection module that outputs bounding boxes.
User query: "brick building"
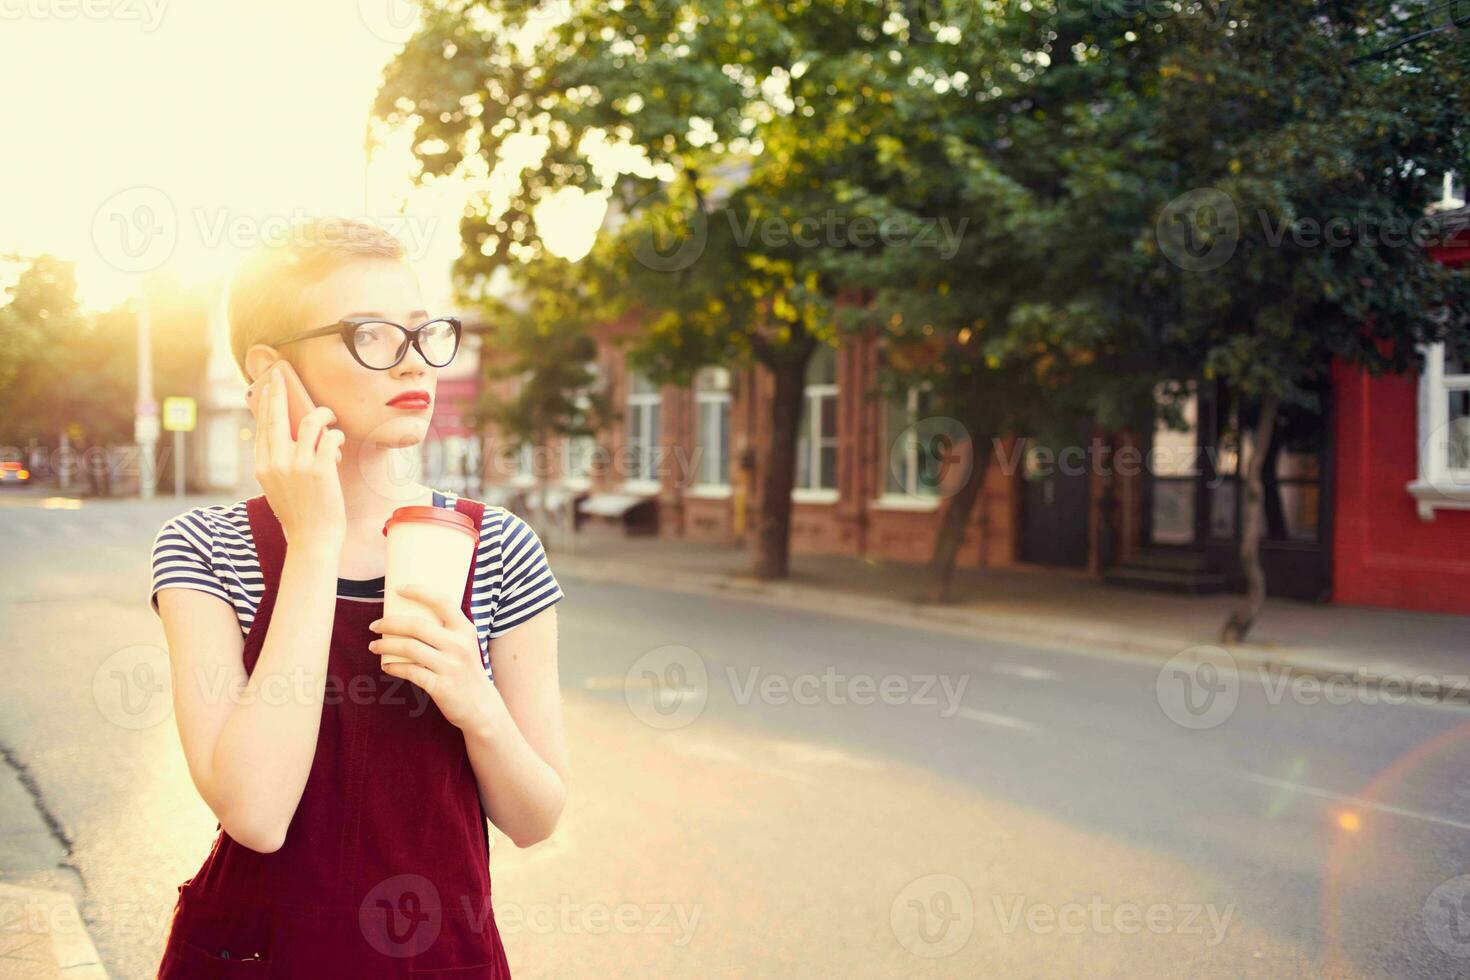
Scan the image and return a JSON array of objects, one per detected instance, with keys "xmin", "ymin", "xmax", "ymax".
[{"xmin": 476, "ymin": 206, "xmax": 1470, "ymax": 617}]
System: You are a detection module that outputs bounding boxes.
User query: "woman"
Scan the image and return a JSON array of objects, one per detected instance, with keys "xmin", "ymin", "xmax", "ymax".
[{"xmin": 149, "ymin": 218, "xmax": 567, "ymax": 978}]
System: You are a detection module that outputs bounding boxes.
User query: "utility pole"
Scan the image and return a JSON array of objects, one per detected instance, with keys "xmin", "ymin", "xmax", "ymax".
[{"xmin": 135, "ymin": 288, "xmax": 160, "ymax": 498}]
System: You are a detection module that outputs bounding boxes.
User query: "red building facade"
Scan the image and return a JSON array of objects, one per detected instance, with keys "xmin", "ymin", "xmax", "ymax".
[
  {"xmin": 1330, "ymin": 206, "xmax": 1470, "ymax": 615},
  {"xmin": 476, "ymin": 208, "xmax": 1469, "ymax": 615}
]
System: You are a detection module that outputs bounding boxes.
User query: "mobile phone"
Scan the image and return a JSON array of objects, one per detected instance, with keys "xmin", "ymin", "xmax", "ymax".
[{"xmin": 244, "ymin": 360, "xmax": 321, "ymax": 447}]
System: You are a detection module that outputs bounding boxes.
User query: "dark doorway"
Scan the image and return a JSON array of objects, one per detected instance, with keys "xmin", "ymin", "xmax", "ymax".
[
  {"xmin": 1131, "ymin": 378, "xmax": 1332, "ymax": 600},
  {"xmin": 1020, "ymin": 436, "xmax": 1090, "ymax": 567}
]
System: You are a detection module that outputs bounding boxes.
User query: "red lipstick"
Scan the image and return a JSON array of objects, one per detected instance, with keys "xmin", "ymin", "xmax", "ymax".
[{"xmin": 387, "ymin": 389, "xmax": 431, "ymax": 409}]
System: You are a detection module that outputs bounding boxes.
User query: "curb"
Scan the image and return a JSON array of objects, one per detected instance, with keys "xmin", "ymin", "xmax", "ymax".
[
  {"xmin": 551, "ymin": 552, "xmax": 1470, "ymax": 708},
  {"xmin": 0, "ymin": 883, "xmax": 108, "ymax": 979}
]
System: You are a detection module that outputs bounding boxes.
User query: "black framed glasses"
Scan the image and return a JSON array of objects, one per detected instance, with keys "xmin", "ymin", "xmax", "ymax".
[{"xmin": 275, "ymin": 316, "xmax": 462, "ymax": 371}]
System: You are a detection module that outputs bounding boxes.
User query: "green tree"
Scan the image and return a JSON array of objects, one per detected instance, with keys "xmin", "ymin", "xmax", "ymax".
[
  {"xmin": 0, "ymin": 256, "xmax": 90, "ymax": 447},
  {"xmin": 1135, "ymin": 0, "xmax": 1470, "ymax": 640},
  {"xmin": 476, "ymin": 253, "xmax": 613, "ymax": 507},
  {"xmin": 810, "ymin": 1, "xmax": 1179, "ymax": 598},
  {"xmin": 375, "ymin": 0, "xmax": 897, "ymax": 578}
]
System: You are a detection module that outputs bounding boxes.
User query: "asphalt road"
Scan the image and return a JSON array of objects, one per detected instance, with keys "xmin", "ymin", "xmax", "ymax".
[{"xmin": 3, "ymin": 490, "xmax": 1470, "ymax": 978}]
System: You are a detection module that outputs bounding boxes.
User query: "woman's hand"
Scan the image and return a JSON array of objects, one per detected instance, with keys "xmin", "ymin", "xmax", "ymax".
[
  {"xmin": 368, "ymin": 584, "xmax": 493, "ymax": 732},
  {"xmin": 254, "ymin": 365, "xmax": 347, "ymax": 551}
]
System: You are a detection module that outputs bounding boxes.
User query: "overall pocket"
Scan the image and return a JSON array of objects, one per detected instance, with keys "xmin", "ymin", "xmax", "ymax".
[
  {"xmin": 167, "ymin": 937, "xmax": 272, "ymax": 976},
  {"xmin": 157, "ymin": 882, "xmax": 274, "ymax": 978}
]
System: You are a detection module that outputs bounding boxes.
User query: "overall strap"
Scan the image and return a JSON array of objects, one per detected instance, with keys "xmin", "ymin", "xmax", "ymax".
[
  {"xmin": 451, "ymin": 495, "xmax": 486, "ymax": 614},
  {"xmin": 244, "ymin": 493, "xmax": 288, "ymax": 592},
  {"xmin": 245, "ymin": 491, "xmax": 483, "ymax": 600}
]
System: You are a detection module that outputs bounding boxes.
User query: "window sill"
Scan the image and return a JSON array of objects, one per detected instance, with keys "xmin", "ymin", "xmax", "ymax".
[
  {"xmin": 687, "ymin": 484, "xmax": 732, "ymax": 499},
  {"xmin": 1406, "ymin": 478, "xmax": 1470, "ymax": 520},
  {"xmin": 621, "ymin": 479, "xmax": 661, "ymax": 496},
  {"xmin": 791, "ymin": 488, "xmax": 838, "ymax": 505},
  {"xmin": 872, "ymin": 493, "xmax": 941, "ymax": 512}
]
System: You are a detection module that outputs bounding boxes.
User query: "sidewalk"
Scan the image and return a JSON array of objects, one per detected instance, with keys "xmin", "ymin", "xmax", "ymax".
[
  {"xmin": 547, "ymin": 531, "xmax": 1470, "ymax": 701},
  {"xmin": 0, "ymin": 760, "xmax": 107, "ymax": 979}
]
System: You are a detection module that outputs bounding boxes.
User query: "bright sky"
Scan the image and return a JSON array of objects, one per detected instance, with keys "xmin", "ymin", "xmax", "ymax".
[{"xmin": 0, "ymin": 0, "xmax": 621, "ymax": 311}]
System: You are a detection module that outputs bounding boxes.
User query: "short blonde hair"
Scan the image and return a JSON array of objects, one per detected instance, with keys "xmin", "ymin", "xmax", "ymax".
[{"xmin": 227, "ymin": 216, "xmax": 407, "ymax": 382}]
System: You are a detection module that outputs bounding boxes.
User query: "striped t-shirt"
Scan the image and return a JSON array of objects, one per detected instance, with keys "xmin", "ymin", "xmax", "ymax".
[{"xmin": 149, "ymin": 490, "xmax": 564, "ymax": 676}]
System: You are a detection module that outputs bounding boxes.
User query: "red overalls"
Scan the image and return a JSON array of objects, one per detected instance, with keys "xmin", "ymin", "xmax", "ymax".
[{"xmin": 156, "ymin": 493, "xmax": 512, "ymax": 978}]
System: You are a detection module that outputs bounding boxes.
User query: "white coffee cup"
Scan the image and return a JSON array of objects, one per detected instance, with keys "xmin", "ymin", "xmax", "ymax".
[{"xmin": 380, "ymin": 505, "xmax": 479, "ymax": 666}]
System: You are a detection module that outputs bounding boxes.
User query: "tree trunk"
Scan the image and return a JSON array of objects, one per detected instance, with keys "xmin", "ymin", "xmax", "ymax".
[
  {"xmin": 752, "ymin": 357, "xmax": 807, "ymax": 580},
  {"xmin": 1220, "ymin": 394, "xmax": 1279, "ymax": 644},
  {"xmin": 926, "ymin": 434, "xmax": 991, "ymax": 604}
]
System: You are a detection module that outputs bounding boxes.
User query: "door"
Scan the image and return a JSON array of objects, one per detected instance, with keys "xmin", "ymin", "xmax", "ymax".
[{"xmin": 1020, "ymin": 436, "xmax": 1090, "ymax": 567}]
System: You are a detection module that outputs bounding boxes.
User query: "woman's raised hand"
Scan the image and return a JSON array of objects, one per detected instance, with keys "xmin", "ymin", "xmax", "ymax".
[{"xmin": 253, "ymin": 365, "xmax": 347, "ymax": 551}]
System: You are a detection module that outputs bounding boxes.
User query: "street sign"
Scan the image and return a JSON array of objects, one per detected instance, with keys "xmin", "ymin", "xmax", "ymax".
[
  {"xmin": 163, "ymin": 396, "xmax": 197, "ymax": 432},
  {"xmin": 134, "ymin": 415, "xmax": 160, "ymax": 443}
]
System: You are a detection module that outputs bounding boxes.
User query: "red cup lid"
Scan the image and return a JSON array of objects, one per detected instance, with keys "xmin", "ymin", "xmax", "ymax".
[{"xmin": 382, "ymin": 505, "xmax": 478, "ymax": 540}]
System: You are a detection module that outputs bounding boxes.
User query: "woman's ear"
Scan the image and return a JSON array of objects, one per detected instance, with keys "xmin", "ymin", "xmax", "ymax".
[{"xmin": 243, "ymin": 344, "xmax": 282, "ymax": 385}]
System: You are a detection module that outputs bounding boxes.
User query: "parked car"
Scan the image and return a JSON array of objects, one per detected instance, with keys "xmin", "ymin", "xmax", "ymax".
[{"xmin": 0, "ymin": 461, "xmax": 31, "ymax": 486}]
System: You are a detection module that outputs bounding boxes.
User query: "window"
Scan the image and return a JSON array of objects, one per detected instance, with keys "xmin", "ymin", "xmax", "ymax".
[
  {"xmin": 879, "ymin": 383, "xmax": 940, "ymax": 508},
  {"xmin": 692, "ymin": 367, "xmax": 731, "ymax": 493},
  {"xmin": 1150, "ymin": 381, "xmax": 1199, "ymax": 545},
  {"xmin": 625, "ymin": 367, "xmax": 661, "ymax": 490},
  {"xmin": 1409, "ymin": 342, "xmax": 1470, "ymax": 519},
  {"xmin": 564, "ymin": 361, "xmax": 600, "ymax": 490},
  {"xmin": 794, "ymin": 345, "xmax": 838, "ymax": 501},
  {"xmin": 507, "ymin": 440, "xmax": 535, "ymax": 487},
  {"xmin": 563, "ymin": 436, "xmax": 595, "ymax": 489}
]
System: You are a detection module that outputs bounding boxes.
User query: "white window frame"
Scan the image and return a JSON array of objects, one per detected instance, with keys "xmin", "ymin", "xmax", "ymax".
[
  {"xmin": 875, "ymin": 383, "xmax": 941, "ymax": 511},
  {"xmin": 691, "ymin": 366, "xmax": 732, "ymax": 497},
  {"xmin": 624, "ymin": 368, "xmax": 662, "ymax": 494},
  {"xmin": 794, "ymin": 348, "xmax": 839, "ymax": 504},
  {"xmin": 562, "ymin": 361, "xmax": 599, "ymax": 491},
  {"xmin": 1409, "ymin": 341, "xmax": 1470, "ymax": 519},
  {"xmin": 509, "ymin": 441, "xmax": 536, "ymax": 488},
  {"xmin": 562, "ymin": 436, "xmax": 595, "ymax": 491}
]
